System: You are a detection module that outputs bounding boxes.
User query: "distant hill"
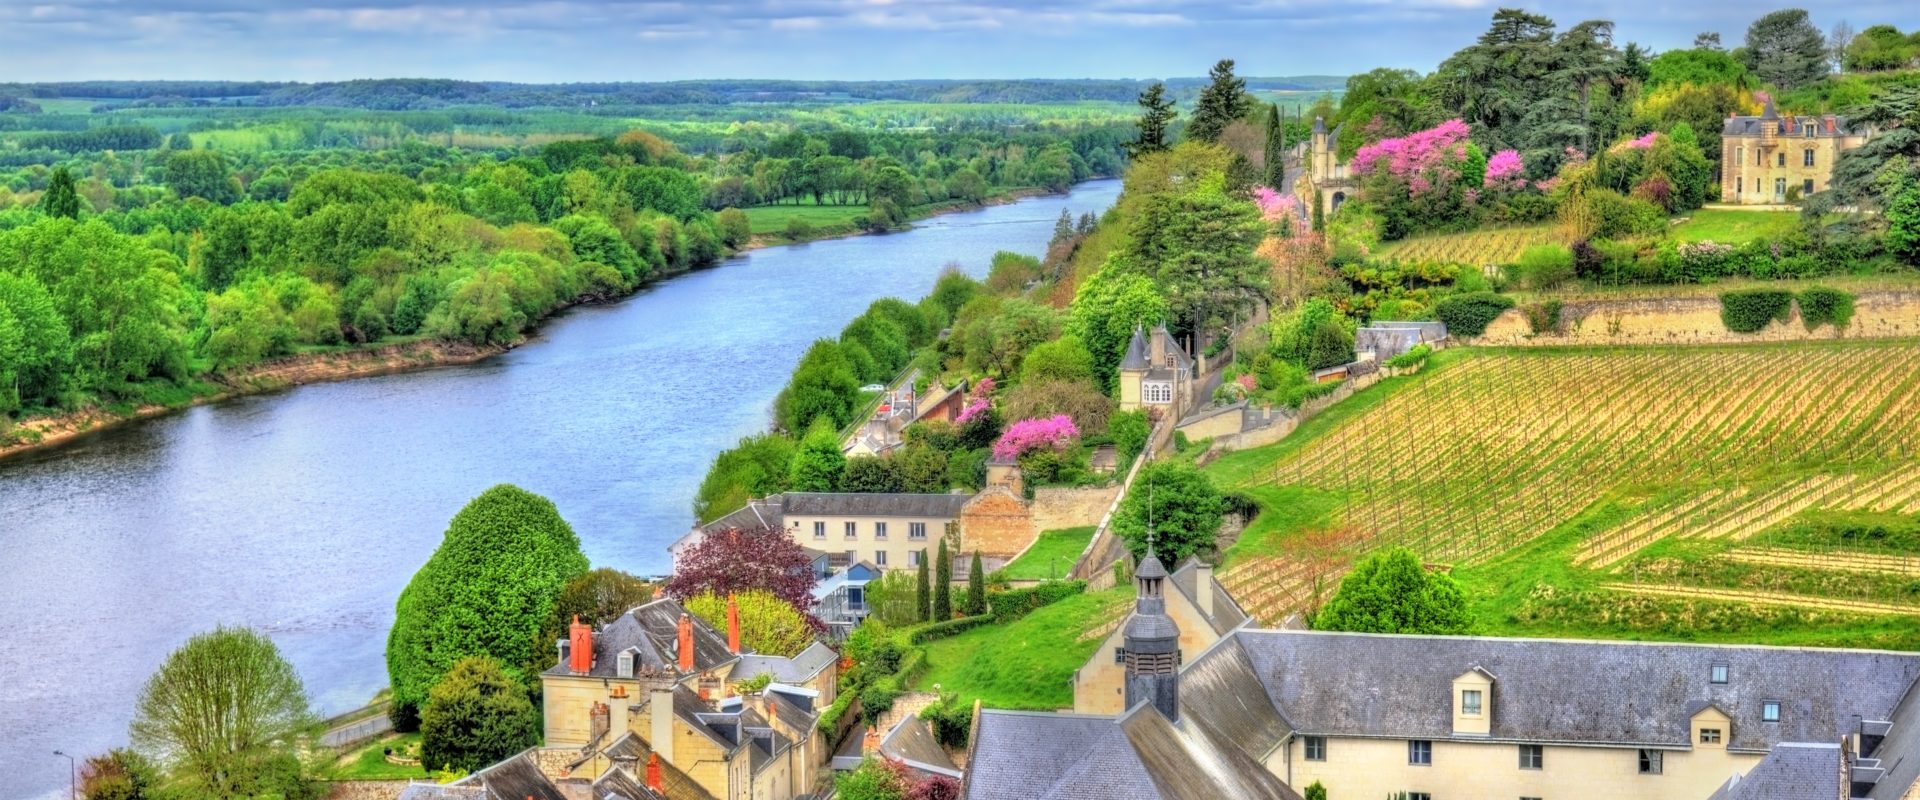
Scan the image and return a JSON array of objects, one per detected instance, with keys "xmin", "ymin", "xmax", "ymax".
[{"xmin": 0, "ymin": 77, "xmax": 1349, "ymax": 111}]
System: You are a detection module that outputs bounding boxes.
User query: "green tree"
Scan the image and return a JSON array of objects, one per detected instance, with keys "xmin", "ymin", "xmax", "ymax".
[
  {"xmin": 0, "ymin": 218, "xmax": 189, "ymax": 395},
  {"xmin": 164, "ymin": 150, "xmax": 240, "ymax": 203},
  {"xmin": 694, "ymin": 432, "xmax": 796, "ymax": 523},
  {"xmin": 687, "ymin": 589, "xmax": 820, "ymax": 657},
  {"xmin": 80, "ymin": 749, "xmax": 161, "ymax": 800},
  {"xmin": 0, "ymin": 271, "xmax": 72, "ymax": 413},
  {"xmin": 545, "ymin": 567, "xmax": 655, "ymax": 639},
  {"xmin": 1314, "ymin": 548, "xmax": 1472, "ymax": 635},
  {"xmin": 386, "ymin": 485, "xmax": 589, "ymax": 723},
  {"xmin": 130, "ymin": 627, "xmax": 314, "ymax": 799},
  {"xmin": 1069, "ymin": 267, "xmax": 1168, "ymax": 390},
  {"xmin": 836, "ymin": 756, "xmax": 908, "ymax": 800},
  {"xmin": 1890, "ymin": 174, "xmax": 1920, "ymax": 267},
  {"xmin": 40, "ymin": 166, "xmax": 80, "ymax": 219},
  {"xmin": 933, "ymin": 537, "xmax": 953, "ymax": 620},
  {"xmin": 1745, "ymin": 9, "xmax": 1829, "ymax": 89},
  {"xmin": 915, "ymin": 550, "xmax": 932, "ymax": 623},
  {"xmin": 419, "ymin": 656, "xmax": 540, "ymax": 773},
  {"xmin": 1186, "ymin": 60, "xmax": 1251, "ymax": 143},
  {"xmin": 1128, "ymin": 82, "xmax": 1178, "ymax": 158},
  {"xmin": 843, "ymin": 454, "xmax": 905, "ymax": 493},
  {"xmin": 896, "ymin": 444, "xmax": 950, "ymax": 493},
  {"xmin": 1112, "ymin": 460, "xmax": 1226, "ymax": 564},
  {"xmin": 1262, "ymin": 104, "xmax": 1287, "ymax": 188},
  {"xmin": 1116, "ymin": 182, "xmax": 1267, "ymax": 336},
  {"xmin": 965, "ymin": 551, "xmax": 987, "ymax": 616},
  {"xmin": 775, "ymin": 339, "xmax": 860, "ymax": 433},
  {"xmin": 1019, "ymin": 334, "xmax": 1095, "ymax": 385},
  {"xmin": 790, "ymin": 420, "xmax": 847, "ymax": 492},
  {"xmin": 1303, "ymin": 781, "xmax": 1327, "ymax": 800}
]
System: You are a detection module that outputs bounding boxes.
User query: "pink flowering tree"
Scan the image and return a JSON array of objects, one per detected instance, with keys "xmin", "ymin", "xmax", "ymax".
[
  {"xmin": 954, "ymin": 377, "xmax": 995, "ymax": 424},
  {"xmin": 1348, "ymin": 119, "xmax": 1486, "ymax": 238},
  {"xmin": 991, "ymin": 415, "xmax": 1080, "ymax": 462},
  {"xmin": 1484, "ymin": 149, "xmax": 1525, "ymax": 189}
]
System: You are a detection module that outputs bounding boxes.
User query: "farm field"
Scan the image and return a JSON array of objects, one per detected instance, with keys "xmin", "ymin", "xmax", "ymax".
[
  {"xmin": 1206, "ymin": 342, "xmax": 1920, "ymax": 650},
  {"xmin": 1373, "ymin": 224, "xmax": 1561, "ymax": 266}
]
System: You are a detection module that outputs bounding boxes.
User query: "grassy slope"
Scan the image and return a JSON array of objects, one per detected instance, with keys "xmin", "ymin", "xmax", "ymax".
[
  {"xmin": 1204, "ymin": 343, "xmax": 1920, "ymax": 650},
  {"xmin": 1001, "ymin": 527, "xmax": 1097, "ymax": 581},
  {"xmin": 327, "ymin": 733, "xmax": 427, "ymax": 781},
  {"xmin": 915, "ymin": 585, "xmax": 1133, "ymax": 709},
  {"xmin": 1671, "ymin": 208, "xmax": 1800, "ymax": 243}
]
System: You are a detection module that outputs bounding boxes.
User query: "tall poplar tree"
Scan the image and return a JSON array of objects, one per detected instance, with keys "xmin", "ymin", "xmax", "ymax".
[
  {"xmin": 1128, "ymin": 82, "xmax": 1177, "ymax": 158},
  {"xmin": 1262, "ymin": 103, "xmax": 1287, "ymax": 188},
  {"xmin": 915, "ymin": 551, "xmax": 931, "ymax": 623},
  {"xmin": 1187, "ymin": 59, "xmax": 1251, "ymax": 143},
  {"xmin": 933, "ymin": 537, "xmax": 952, "ymax": 621}
]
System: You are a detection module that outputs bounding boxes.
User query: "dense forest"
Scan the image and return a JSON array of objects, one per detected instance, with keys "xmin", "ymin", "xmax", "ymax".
[{"xmin": 0, "ymin": 94, "xmax": 1134, "ymax": 425}]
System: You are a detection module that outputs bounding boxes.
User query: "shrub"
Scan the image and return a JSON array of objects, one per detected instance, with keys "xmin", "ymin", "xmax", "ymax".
[
  {"xmin": 1522, "ymin": 300, "xmax": 1563, "ymax": 335},
  {"xmin": 1433, "ymin": 292, "xmax": 1516, "ymax": 337},
  {"xmin": 1799, "ymin": 286, "xmax": 1855, "ymax": 331},
  {"xmin": 920, "ymin": 693, "xmax": 972, "ymax": 749},
  {"xmin": 858, "ymin": 683, "xmax": 902, "ymax": 725},
  {"xmin": 1509, "ymin": 244, "xmax": 1575, "ymax": 290},
  {"xmin": 785, "ymin": 217, "xmax": 813, "ymax": 240},
  {"xmin": 1570, "ymin": 239, "xmax": 1604, "ymax": 279},
  {"xmin": 907, "ymin": 614, "xmax": 994, "ymax": 644},
  {"xmin": 1383, "ymin": 343, "xmax": 1432, "ymax": 369},
  {"xmin": 420, "ymin": 656, "xmax": 540, "ymax": 773},
  {"xmin": 1719, "ymin": 289, "xmax": 1793, "ymax": 333},
  {"xmin": 987, "ymin": 580, "xmax": 1087, "ymax": 622},
  {"xmin": 1314, "ymin": 548, "xmax": 1471, "ymax": 635},
  {"xmin": 1110, "ymin": 409, "xmax": 1150, "ymax": 465}
]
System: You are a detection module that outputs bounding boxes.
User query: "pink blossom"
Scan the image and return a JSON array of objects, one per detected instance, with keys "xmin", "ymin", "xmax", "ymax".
[
  {"xmin": 991, "ymin": 415, "xmax": 1080, "ymax": 461},
  {"xmin": 1484, "ymin": 149, "xmax": 1524, "ymax": 187},
  {"xmin": 1462, "ymin": 188, "xmax": 1480, "ymax": 205},
  {"xmin": 1351, "ymin": 119, "xmax": 1473, "ymax": 198},
  {"xmin": 955, "ymin": 377, "xmax": 995, "ymax": 424},
  {"xmin": 1623, "ymin": 132, "xmax": 1659, "ymax": 150}
]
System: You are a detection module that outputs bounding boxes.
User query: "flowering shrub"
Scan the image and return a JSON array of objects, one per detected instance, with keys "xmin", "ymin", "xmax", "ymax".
[
  {"xmin": 954, "ymin": 377, "xmax": 995, "ymax": 424},
  {"xmin": 991, "ymin": 415, "xmax": 1079, "ymax": 461},
  {"xmin": 1623, "ymin": 132, "xmax": 1660, "ymax": 150},
  {"xmin": 1237, "ymin": 373, "xmax": 1258, "ymax": 392},
  {"xmin": 1351, "ymin": 119, "xmax": 1472, "ymax": 192},
  {"xmin": 1484, "ymin": 150, "xmax": 1524, "ymax": 188}
]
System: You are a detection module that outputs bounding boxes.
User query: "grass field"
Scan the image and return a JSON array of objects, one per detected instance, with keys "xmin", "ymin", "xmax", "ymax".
[
  {"xmin": 916, "ymin": 584, "xmax": 1132, "ymax": 709},
  {"xmin": 1207, "ymin": 341, "xmax": 1920, "ymax": 650},
  {"xmin": 328, "ymin": 732, "xmax": 425, "ymax": 780},
  {"xmin": 1001, "ymin": 527, "xmax": 1096, "ymax": 581},
  {"xmin": 1671, "ymin": 208, "xmax": 1801, "ymax": 243},
  {"xmin": 741, "ymin": 204, "xmax": 868, "ymax": 237},
  {"xmin": 1374, "ymin": 225, "xmax": 1562, "ymax": 266}
]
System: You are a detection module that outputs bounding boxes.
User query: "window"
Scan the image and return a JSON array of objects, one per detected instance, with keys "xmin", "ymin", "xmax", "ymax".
[
  {"xmin": 1639, "ymin": 749, "xmax": 1664, "ymax": 774},
  {"xmin": 844, "ymin": 549, "xmax": 856, "ymax": 564},
  {"xmin": 874, "ymin": 522, "xmax": 888, "ymax": 540},
  {"xmin": 1763, "ymin": 702, "xmax": 1780, "ymax": 722},
  {"xmin": 1407, "ymin": 794, "xmax": 1431, "ymax": 800},
  {"xmin": 1522, "ymin": 797, "xmax": 1543, "ymax": 800},
  {"xmin": 909, "ymin": 522, "xmax": 927, "ymax": 540},
  {"xmin": 1803, "ymin": 179, "xmax": 1815, "ymax": 196},
  {"xmin": 1736, "ymin": 177, "xmax": 1743, "ymax": 194},
  {"xmin": 1737, "ymin": 146, "xmax": 1745, "ymax": 166},
  {"xmin": 1143, "ymin": 381, "xmax": 1173, "ymax": 404},
  {"xmin": 1777, "ymin": 152, "xmax": 1786, "ymax": 167},
  {"xmin": 1711, "ymin": 664, "xmax": 1728, "ymax": 684},
  {"xmin": 874, "ymin": 550, "xmax": 887, "ymax": 566},
  {"xmin": 1462, "ymin": 689, "xmax": 1483, "ymax": 716},
  {"xmin": 1804, "ymin": 149, "xmax": 1816, "ymax": 166},
  {"xmin": 813, "ymin": 521, "xmax": 826, "ymax": 540},
  {"xmin": 1163, "ymin": 353, "xmax": 1175, "ymax": 368},
  {"xmin": 1699, "ymin": 728, "xmax": 1722, "ymax": 745},
  {"xmin": 1304, "ymin": 736, "xmax": 1326, "ymax": 761},
  {"xmin": 844, "ymin": 521, "xmax": 858, "ymax": 539},
  {"xmin": 1518, "ymin": 744, "xmax": 1543, "ymax": 770},
  {"xmin": 1408, "ymin": 740, "xmax": 1432, "ymax": 765},
  {"xmin": 908, "ymin": 550, "xmax": 922, "ymax": 567}
]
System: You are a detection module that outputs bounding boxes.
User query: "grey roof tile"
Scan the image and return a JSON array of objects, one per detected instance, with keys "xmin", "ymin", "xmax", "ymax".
[
  {"xmin": 1710, "ymin": 742, "xmax": 1843, "ymax": 800},
  {"xmin": 603, "ymin": 731, "xmax": 719, "ymax": 800},
  {"xmin": 546, "ymin": 598, "xmax": 737, "ymax": 678},
  {"xmin": 881, "ymin": 715, "xmax": 962, "ymax": 779},
  {"xmin": 965, "ymin": 711, "xmax": 1159, "ymax": 800},
  {"xmin": 1120, "ymin": 327, "xmax": 1151, "ymax": 371},
  {"xmin": 1176, "ymin": 637, "xmax": 1291, "ymax": 761},
  {"xmin": 1117, "ymin": 704, "xmax": 1303, "ymax": 800}
]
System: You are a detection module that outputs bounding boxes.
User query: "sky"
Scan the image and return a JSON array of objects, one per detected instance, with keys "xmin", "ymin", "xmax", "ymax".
[{"xmin": 0, "ymin": 1, "xmax": 1915, "ymax": 83}]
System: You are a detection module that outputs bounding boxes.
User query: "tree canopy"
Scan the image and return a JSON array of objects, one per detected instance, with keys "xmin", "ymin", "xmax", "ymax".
[
  {"xmin": 1112, "ymin": 460, "xmax": 1227, "ymax": 564},
  {"xmin": 419, "ymin": 656, "xmax": 541, "ymax": 773},
  {"xmin": 664, "ymin": 524, "xmax": 819, "ymax": 612},
  {"xmin": 130, "ymin": 626, "xmax": 315, "ymax": 799},
  {"xmin": 687, "ymin": 589, "xmax": 822, "ymax": 657},
  {"xmin": 1313, "ymin": 548, "xmax": 1472, "ymax": 635}
]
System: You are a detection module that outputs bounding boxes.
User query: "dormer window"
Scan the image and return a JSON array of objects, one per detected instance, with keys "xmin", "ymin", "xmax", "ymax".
[
  {"xmin": 1700, "ymin": 728, "xmax": 1722, "ymax": 744},
  {"xmin": 1763, "ymin": 701, "xmax": 1781, "ymax": 723},
  {"xmin": 1711, "ymin": 663, "xmax": 1728, "ymax": 684},
  {"xmin": 1452, "ymin": 667, "xmax": 1495, "ymax": 735}
]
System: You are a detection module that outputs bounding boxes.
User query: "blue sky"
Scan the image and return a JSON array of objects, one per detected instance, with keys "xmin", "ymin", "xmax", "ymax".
[{"xmin": 1, "ymin": 1, "xmax": 1914, "ymax": 82}]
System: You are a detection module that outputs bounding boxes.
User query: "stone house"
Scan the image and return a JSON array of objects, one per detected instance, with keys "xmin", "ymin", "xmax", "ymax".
[
  {"xmin": 965, "ymin": 552, "xmax": 1920, "ymax": 800},
  {"xmin": 1117, "ymin": 324, "xmax": 1197, "ymax": 421},
  {"xmin": 686, "ymin": 490, "xmax": 1044, "ymax": 574},
  {"xmin": 538, "ymin": 596, "xmax": 839, "ymax": 800},
  {"xmin": 955, "ymin": 486, "xmax": 1036, "ymax": 559},
  {"xmin": 1720, "ymin": 98, "xmax": 1871, "ymax": 204},
  {"xmin": 1293, "ymin": 116, "xmax": 1357, "ymax": 218}
]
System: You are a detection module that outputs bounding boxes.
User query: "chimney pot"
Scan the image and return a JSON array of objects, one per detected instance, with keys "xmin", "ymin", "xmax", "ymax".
[
  {"xmin": 646, "ymin": 753, "xmax": 664, "ymax": 792},
  {"xmin": 677, "ymin": 612, "xmax": 695, "ymax": 672},
  {"xmin": 727, "ymin": 594, "xmax": 742, "ymax": 654},
  {"xmin": 569, "ymin": 615, "xmax": 594, "ymax": 674}
]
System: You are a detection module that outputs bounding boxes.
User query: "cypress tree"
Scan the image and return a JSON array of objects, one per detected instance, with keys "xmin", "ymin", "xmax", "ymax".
[
  {"xmin": 1127, "ymin": 82, "xmax": 1177, "ymax": 158},
  {"xmin": 933, "ymin": 537, "xmax": 952, "ymax": 621},
  {"xmin": 40, "ymin": 166, "xmax": 79, "ymax": 220},
  {"xmin": 1263, "ymin": 103, "xmax": 1287, "ymax": 189},
  {"xmin": 966, "ymin": 551, "xmax": 986, "ymax": 616},
  {"xmin": 915, "ymin": 551, "xmax": 931, "ymax": 623}
]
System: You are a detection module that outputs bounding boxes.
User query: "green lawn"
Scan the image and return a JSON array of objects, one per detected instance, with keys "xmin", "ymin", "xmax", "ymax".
[
  {"xmin": 1671, "ymin": 208, "xmax": 1800, "ymax": 244},
  {"xmin": 916, "ymin": 585, "xmax": 1133, "ymax": 710},
  {"xmin": 741, "ymin": 204, "xmax": 869, "ymax": 236},
  {"xmin": 1001, "ymin": 527, "xmax": 1096, "ymax": 581},
  {"xmin": 328, "ymin": 732, "xmax": 428, "ymax": 781}
]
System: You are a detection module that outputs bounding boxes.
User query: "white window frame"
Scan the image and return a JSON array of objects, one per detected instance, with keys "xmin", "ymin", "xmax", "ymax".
[
  {"xmin": 909, "ymin": 550, "xmax": 922, "ymax": 567},
  {"xmin": 844, "ymin": 521, "xmax": 858, "ymax": 539},
  {"xmin": 1408, "ymin": 740, "xmax": 1432, "ymax": 765},
  {"xmin": 1762, "ymin": 701, "xmax": 1780, "ymax": 723},
  {"xmin": 1803, "ymin": 149, "xmax": 1815, "ymax": 166},
  {"xmin": 875, "ymin": 521, "xmax": 887, "ymax": 540},
  {"xmin": 909, "ymin": 522, "xmax": 927, "ymax": 540},
  {"xmin": 1143, "ymin": 381, "xmax": 1173, "ymax": 404},
  {"xmin": 1304, "ymin": 736, "xmax": 1326, "ymax": 761},
  {"xmin": 813, "ymin": 521, "xmax": 826, "ymax": 539},
  {"xmin": 875, "ymin": 550, "xmax": 887, "ymax": 567},
  {"xmin": 1462, "ymin": 689, "xmax": 1483, "ymax": 716},
  {"xmin": 1519, "ymin": 744, "xmax": 1542, "ymax": 770},
  {"xmin": 1639, "ymin": 749, "xmax": 1664, "ymax": 774}
]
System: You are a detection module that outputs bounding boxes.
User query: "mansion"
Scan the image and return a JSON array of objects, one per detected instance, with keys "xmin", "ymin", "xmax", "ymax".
[{"xmin": 1720, "ymin": 98, "xmax": 1871, "ymax": 205}]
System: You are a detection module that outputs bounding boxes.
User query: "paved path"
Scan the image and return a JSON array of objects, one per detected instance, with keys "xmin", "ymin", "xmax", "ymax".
[{"xmin": 320, "ymin": 713, "xmax": 393, "ymax": 748}]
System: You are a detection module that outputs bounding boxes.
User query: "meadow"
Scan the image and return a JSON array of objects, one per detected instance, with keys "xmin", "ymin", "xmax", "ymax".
[{"xmin": 1206, "ymin": 341, "xmax": 1920, "ymax": 649}]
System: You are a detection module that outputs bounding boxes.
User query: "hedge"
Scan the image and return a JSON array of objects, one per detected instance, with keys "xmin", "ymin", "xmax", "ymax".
[
  {"xmin": 907, "ymin": 614, "xmax": 994, "ymax": 645},
  {"xmin": 1434, "ymin": 293, "xmax": 1516, "ymax": 337},
  {"xmin": 1382, "ymin": 343, "xmax": 1431, "ymax": 369},
  {"xmin": 987, "ymin": 580, "xmax": 1087, "ymax": 622},
  {"xmin": 1720, "ymin": 289, "xmax": 1793, "ymax": 333},
  {"xmin": 817, "ymin": 685, "xmax": 858, "ymax": 734},
  {"xmin": 1798, "ymin": 286, "xmax": 1855, "ymax": 331}
]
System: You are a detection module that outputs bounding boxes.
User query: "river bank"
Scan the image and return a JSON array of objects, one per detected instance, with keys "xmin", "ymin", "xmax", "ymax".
[
  {"xmin": 0, "ymin": 186, "xmax": 1082, "ymax": 466},
  {"xmin": 742, "ymin": 184, "xmax": 1073, "ymax": 248}
]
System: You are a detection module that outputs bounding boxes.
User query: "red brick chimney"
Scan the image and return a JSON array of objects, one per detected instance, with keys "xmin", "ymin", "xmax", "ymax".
[
  {"xmin": 727, "ymin": 594, "xmax": 742, "ymax": 654},
  {"xmin": 646, "ymin": 753, "xmax": 664, "ymax": 793},
  {"xmin": 568, "ymin": 615, "xmax": 593, "ymax": 673},
  {"xmin": 677, "ymin": 612, "xmax": 695, "ymax": 672}
]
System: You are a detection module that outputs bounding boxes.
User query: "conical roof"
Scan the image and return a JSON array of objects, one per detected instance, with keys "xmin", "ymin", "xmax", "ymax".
[
  {"xmin": 1119, "ymin": 326, "xmax": 1150, "ymax": 371},
  {"xmin": 1136, "ymin": 553, "xmax": 1168, "ymax": 580}
]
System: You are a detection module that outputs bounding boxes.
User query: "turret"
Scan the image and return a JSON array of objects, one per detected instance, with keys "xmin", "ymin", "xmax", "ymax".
[
  {"xmin": 1119, "ymin": 534, "xmax": 1181, "ymax": 722},
  {"xmin": 1117, "ymin": 325, "xmax": 1151, "ymax": 412}
]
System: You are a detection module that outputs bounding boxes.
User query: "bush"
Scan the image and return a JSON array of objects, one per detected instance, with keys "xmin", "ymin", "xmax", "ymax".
[
  {"xmin": 1110, "ymin": 409, "xmax": 1150, "ymax": 465},
  {"xmin": 1433, "ymin": 292, "xmax": 1516, "ymax": 337},
  {"xmin": 1522, "ymin": 300, "xmax": 1563, "ymax": 335},
  {"xmin": 1509, "ymin": 244, "xmax": 1575, "ymax": 290},
  {"xmin": 1383, "ymin": 343, "xmax": 1432, "ymax": 369},
  {"xmin": 1570, "ymin": 239, "xmax": 1604, "ymax": 279},
  {"xmin": 920, "ymin": 693, "xmax": 972, "ymax": 749},
  {"xmin": 420, "ymin": 656, "xmax": 540, "ymax": 773},
  {"xmin": 987, "ymin": 580, "xmax": 1087, "ymax": 622},
  {"xmin": 907, "ymin": 614, "xmax": 994, "ymax": 644},
  {"xmin": 1799, "ymin": 286, "xmax": 1855, "ymax": 331},
  {"xmin": 858, "ymin": 683, "xmax": 902, "ymax": 725},
  {"xmin": 1719, "ymin": 289, "xmax": 1793, "ymax": 333},
  {"xmin": 785, "ymin": 217, "xmax": 813, "ymax": 240}
]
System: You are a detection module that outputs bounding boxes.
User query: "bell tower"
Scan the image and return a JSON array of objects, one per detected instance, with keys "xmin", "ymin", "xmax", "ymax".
[{"xmin": 1119, "ymin": 529, "xmax": 1181, "ymax": 721}]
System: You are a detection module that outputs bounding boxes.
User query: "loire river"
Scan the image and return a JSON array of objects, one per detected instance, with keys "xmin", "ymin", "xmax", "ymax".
[{"xmin": 0, "ymin": 179, "xmax": 1120, "ymax": 799}]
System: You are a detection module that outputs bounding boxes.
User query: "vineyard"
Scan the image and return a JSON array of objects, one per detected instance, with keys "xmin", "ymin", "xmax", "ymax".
[
  {"xmin": 1373, "ymin": 225, "xmax": 1562, "ymax": 266},
  {"xmin": 1208, "ymin": 342, "xmax": 1920, "ymax": 649}
]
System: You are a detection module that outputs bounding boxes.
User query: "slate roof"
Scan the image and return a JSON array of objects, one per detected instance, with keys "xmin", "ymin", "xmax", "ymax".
[
  {"xmin": 1116, "ymin": 703, "xmax": 1304, "ymax": 800},
  {"xmin": 1865, "ymin": 677, "xmax": 1920, "ymax": 799},
  {"xmin": 966, "ymin": 711, "xmax": 1160, "ymax": 799},
  {"xmin": 545, "ymin": 598, "xmax": 737, "ymax": 678},
  {"xmin": 396, "ymin": 785, "xmax": 486, "ymax": 800},
  {"xmin": 780, "ymin": 492, "xmax": 973, "ymax": 518},
  {"xmin": 1174, "ymin": 637, "xmax": 1290, "ymax": 762},
  {"xmin": 603, "ymin": 732, "xmax": 720, "ymax": 800},
  {"xmin": 703, "ymin": 496, "xmax": 786, "ymax": 533},
  {"xmin": 1721, "ymin": 109, "xmax": 1862, "ymax": 137},
  {"xmin": 1119, "ymin": 327, "xmax": 1151, "ymax": 371},
  {"xmin": 592, "ymin": 766, "xmax": 667, "ymax": 800},
  {"xmin": 1708, "ymin": 742, "xmax": 1843, "ymax": 800},
  {"xmin": 729, "ymin": 640, "xmax": 837, "ymax": 685},
  {"xmin": 763, "ymin": 685, "xmax": 820, "ymax": 735},
  {"xmin": 1167, "ymin": 558, "xmax": 1249, "ymax": 637},
  {"xmin": 1236, "ymin": 629, "xmax": 1920, "ymax": 751},
  {"xmin": 445, "ymin": 750, "xmax": 568, "ymax": 800},
  {"xmin": 880, "ymin": 715, "xmax": 962, "ymax": 779}
]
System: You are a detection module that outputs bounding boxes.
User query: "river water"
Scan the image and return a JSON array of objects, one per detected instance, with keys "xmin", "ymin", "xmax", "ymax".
[{"xmin": 0, "ymin": 179, "xmax": 1120, "ymax": 799}]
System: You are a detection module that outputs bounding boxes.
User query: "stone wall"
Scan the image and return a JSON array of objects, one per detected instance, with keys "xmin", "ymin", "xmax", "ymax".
[
  {"xmin": 325, "ymin": 781, "xmax": 409, "ymax": 800},
  {"xmin": 957, "ymin": 487, "xmax": 1037, "ymax": 558},
  {"xmin": 1473, "ymin": 290, "xmax": 1920, "ymax": 347},
  {"xmin": 1028, "ymin": 484, "xmax": 1122, "ymax": 534}
]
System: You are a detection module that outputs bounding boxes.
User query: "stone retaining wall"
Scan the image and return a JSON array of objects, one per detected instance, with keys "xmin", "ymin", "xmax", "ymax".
[{"xmin": 1473, "ymin": 290, "xmax": 1920, "ymax": 346}]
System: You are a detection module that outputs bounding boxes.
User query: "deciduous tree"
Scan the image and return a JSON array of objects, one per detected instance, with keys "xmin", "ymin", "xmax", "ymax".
[
  {"xmin": 688, "ymin": 589, "xmax": 822, "ymax": 656},
  {"xmin": 80, "ymin": 749, "xmax": 161, "ymax": 800},
  {"xmin": 130, "ymin": 627, "xmax": 315, "ymax": 799},
  {"xmin": 419, "ymin": 656, "xmax": 540, "ymax": 773},
  {"xmin": 1113, "ymin": 460, "xmax": 1227, "ymax": 564},
  {"xmin": 791, "ymin": 420, "xmax": 848, "ymax": 492},
  {"xmin": 1314, "ymin": 548, "xmax": 1472, "ymax": 635},
  {"xmin": 664, "ymin": 524, "xmax": 819, "ymax": 612}
]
